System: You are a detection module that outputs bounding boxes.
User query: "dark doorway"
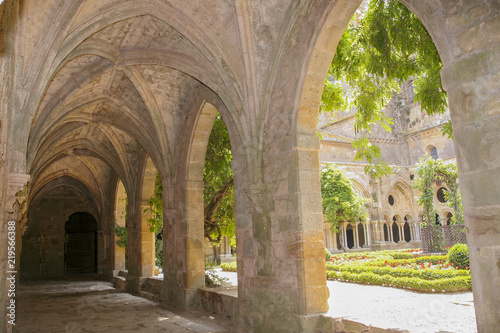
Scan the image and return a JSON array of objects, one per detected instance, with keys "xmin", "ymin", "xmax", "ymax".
[
  {"xmin": 404, "ymin": 222, "xmax": 411, "ymax": 242},
  {"xmin": 346, "ymin": 225, "xmax": 354, "ymax": 249},
  {"xmin": 358, "ymin": 223, "xmax": 365, "ymax": 247},
  {"xmin": 64, "ymin": 212, "xmax": 98, "ymax": 274},
  {"xmin": 392, "ymin": 221, "xmax": 400, "ymax": 243},
  {"xmin": 383, "ymin": 224, "xmax": 389, "ymax": 241}
]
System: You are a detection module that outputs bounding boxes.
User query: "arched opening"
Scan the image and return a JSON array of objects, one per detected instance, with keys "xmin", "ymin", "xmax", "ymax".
[
  {"xmin": 358, "ymin": 223, "xmax": 365, "ymax": 248},
  {"xmin": 392, "ymin": 216, "xmax": 400, "ymax": 243},
  {"xmin": 114, "ymin": 180, "xmax": 127, "ymax": 271},
  {"xmin": 403, "ymin": 222, "xmax": 411, "ymax": 242},
  {"xmin": 64, "ymin": 212, "xmax": 98, "ymax": 274},
  {"xmin": 445, "ymin": 212, "xmax": 453, "ymax": 225},
  {"xmin": 426, "ymin": 145, "xmax": 439, "ymax": 160},
  {"xmin": 383, "ymin": 223, "xmax": 389, "ymax": 242},
  {"xmin": 346, "ymin": 224, "xmax": 355, "ymax": 249},
  {"xmin": 435, "ymin": 213, "xmax": 441, "ymax": 226}
]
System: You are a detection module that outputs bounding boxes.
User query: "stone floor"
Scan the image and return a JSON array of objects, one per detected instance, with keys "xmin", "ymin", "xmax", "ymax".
[
  {"xmin": 16, "ymin": 276, "xmax": 236, "ymax": 333},
  {"xmin": 15, "ymin": 273, "xmax": 477, "ymax": 333}
]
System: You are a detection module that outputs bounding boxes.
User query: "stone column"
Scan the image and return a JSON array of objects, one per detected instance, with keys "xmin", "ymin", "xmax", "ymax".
[
  {"xmin": 364, "ymin": 222, "xmax": 371, "ymax": 247},
  {"xmin": 139, "ymin": 202, "xmax": 155, "ymax": 277},
  {"xmin": 441, "ymin": 45, "xmax": 500, "ymax": 332},
  {"xmin": 2, "ymin": 173, "xmax": 29, "ymax": 333},
  {"xmin": 353, "ymin": 223, "xmax": 360, "ymax": 248},
  {"xmin": 126, "ymin": 192, "xmax": 141, "ymax": 293},
  {"xmin": 398, "ymin": 222, "xmax": 404, "ymax": 243}
]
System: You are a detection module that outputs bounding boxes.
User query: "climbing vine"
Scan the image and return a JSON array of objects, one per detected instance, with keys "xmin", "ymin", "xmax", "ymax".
[
  {"xmin": 320, "ymin": 163, "xmax": 367, "ymax": 230},
  {"xmin": 412, "ymin": 156, "xmax": 463, "ymax": 225}
]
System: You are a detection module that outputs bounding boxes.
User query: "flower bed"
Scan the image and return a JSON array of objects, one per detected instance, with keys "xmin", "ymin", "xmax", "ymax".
[
  {"xmin": 326, "ymin": 249, "xmax": 471, "ymax": 293},
  {"xmin": 220, "ymin": 248, "xmax": 471, "ymax": 293}
]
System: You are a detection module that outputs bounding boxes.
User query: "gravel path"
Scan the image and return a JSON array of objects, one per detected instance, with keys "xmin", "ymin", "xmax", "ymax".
[{"xmin": 216, "ymin": 269, "xmax": 477, "ymax": 333}]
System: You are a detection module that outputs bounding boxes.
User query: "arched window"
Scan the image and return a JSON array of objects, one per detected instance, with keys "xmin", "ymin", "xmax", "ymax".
[{"xmin": 430, "ymin": 147, "xmax": 438, "ymax": 159}]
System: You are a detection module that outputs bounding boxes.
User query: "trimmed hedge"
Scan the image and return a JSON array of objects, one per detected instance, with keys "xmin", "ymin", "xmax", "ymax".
[
  {"xmin": 415, "ymin": 255, "xmax": 447, "ymax": 265},
  {"xmin": 335, "ymin": 264, "xmax": 469, "ymax": 280},
  {"xmin": 327, "ymin": 270, "xmax": 471, "ymax": 293},
  {"xmin": 220, "ymin": 261, "xmax": 237, "ymax": 272}
]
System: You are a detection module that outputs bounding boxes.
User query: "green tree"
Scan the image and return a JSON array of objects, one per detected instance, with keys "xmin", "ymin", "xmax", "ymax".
[
  {"xmin": 146, "ymin": 174, "xmax": 164, "ymax": 267},
  {"xmin": 145, "ymin": 114, "xmax": 235, "ymax": 250},
  {"xmin": 412, "ymin": 156, "xmax": 463, "ymax": 225},
  {"xmin": 203, "ymin": 114, "xmax": 235, "ymax": 246},
  {"xmin": 320, "ymin": 163, "xmax": 367, "ymax": 230},
  {"xmin": 322, "ymin": 0, "xmax": 449, "ymax": 175}
]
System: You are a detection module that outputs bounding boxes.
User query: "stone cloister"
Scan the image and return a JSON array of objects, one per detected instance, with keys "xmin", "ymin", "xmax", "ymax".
[{"xmin": 1, "ymin": 1, "xmax": 499, "ymax": 332}]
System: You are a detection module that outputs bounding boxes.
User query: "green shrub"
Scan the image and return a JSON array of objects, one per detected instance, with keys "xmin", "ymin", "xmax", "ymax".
[
  {"xmin": 448, "ymin": 243, "xmax": 469, "ymax": 269},
  {"xmin": 205, "ymin": 261, "xmax": 229, "ymax": 287},
  {"xmin": 388, "ymin": 252, "xmax": 415, "ymax": 260},
  {"xmin": 325, "ymin": 248, "xmax": 332, "ymax": 261},
  {"xmin": 327, "ymin": 270, "xmax": 471, "ymax": 292},
  {"xmin": 415, "ymin": 255, "xmax": 447, "ymax": 265},
  {"xmin": 220, "ymin": 261, "xmax": 237, "ymax": 272},
  {"xmin": 338, "ymin": 264, "xmax": 469, "ymax": 280}
]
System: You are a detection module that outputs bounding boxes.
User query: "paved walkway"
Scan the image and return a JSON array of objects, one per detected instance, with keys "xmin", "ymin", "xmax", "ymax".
[
  {"xmin": 17, "ymin": 277, "xmax": 235, "ymax": 333},
  {"xmin": 217, "ymin": 270, "xmax": 477, "ymax": 333},
  {"xmin": 16, "ymin": 273, "xmax": 477, "ymax": 333}
]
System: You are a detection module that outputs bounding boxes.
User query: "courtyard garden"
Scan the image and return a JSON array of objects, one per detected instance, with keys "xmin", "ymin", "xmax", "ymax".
[{"xmin": 221, "ymin": 244, "xmax": 471, "ymax": 293}]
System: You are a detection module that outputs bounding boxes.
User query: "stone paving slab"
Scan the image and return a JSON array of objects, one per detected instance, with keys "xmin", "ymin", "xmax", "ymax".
[{"xmin": 16, "ymin": 278, "xmax": 235, "ymax": 333}]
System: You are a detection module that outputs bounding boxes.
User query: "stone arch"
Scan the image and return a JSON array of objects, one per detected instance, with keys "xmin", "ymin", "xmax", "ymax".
[
  {"xmin": 21, "ymin": 176, "xmax": 100, "ymax": 279},
  {"xmin": 349, "ymin": 176, "xmax": 371, "ymax": 200},
  {"xmin": 168, "ymin": 85, "xmax": 244, "ymax": 307},
  {"xmin": 442, "ymin": 210, "xmax": 454, "ymax": 225}
]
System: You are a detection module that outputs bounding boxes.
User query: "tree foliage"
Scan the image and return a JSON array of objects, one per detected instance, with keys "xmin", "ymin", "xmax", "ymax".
[
  {"xmin": 145, "ymin": 113, "xmax": 235, "ymax": 249},
  {"xmin": 203, "ymin": 114, "xmax": 235, "ymax": 246},
  {"xmin": 322, "ymin": 0, "xmax": 449, "ymax": 176},
  {"xmin": 412, "ymin": 156, "xmax": 463, "ymax": 225},
  {"xmin": 320, "ymin": 163, "xmax": 367, "ymax": 229}
]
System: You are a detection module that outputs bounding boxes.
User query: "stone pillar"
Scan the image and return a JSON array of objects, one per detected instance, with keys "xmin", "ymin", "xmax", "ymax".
[
  {"xmin": 398, "ymin": 222, "xmax": 404, "ymax": 243},
  {"xmin": 139, "ymin": 202, "xmax": 155, "ymax": 277},
  {"xmin": 353, "ymin": 223, "xmax": 360, "ymax": 248},
  {"xmin": 2, "ymin": 173, "xmax": 29, "ymax": 333},
  {"xmin": 388, "ymin": 223, "xmax": 393, "ymax": 243},
  {"xmin": 441, "ymin": 45, "xmax": 500, "ymax": 332},
  {"xmin": 126, "ymin": 193, "xmax": 141, "ymax": 293},
  {"xmin": 364, "ymin": 222, "xmax": 371, "ymax": 247}
]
